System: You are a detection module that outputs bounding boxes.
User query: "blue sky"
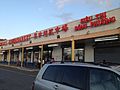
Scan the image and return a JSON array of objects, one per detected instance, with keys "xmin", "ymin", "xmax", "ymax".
[{"xmin": 0, "ymin": 0, "xmax": 120, "ymax": 39}]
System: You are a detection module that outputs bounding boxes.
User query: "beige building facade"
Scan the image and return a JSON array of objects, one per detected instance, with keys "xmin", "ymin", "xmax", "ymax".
[{"xmin": 0, "ymin": 8, "xmax": 120, "ymax": 67}]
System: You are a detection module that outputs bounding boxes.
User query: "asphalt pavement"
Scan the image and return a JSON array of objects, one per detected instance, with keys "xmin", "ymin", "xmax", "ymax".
[
  {"xmin": 0, "ymin": 64, "xmax": 39, "ymax": 90},
  {"xmin": 0, "ymin": 64, "xmax": 39, "ymax": 76}
]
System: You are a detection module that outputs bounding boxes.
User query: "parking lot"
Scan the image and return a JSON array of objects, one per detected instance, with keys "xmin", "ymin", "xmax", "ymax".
[{"xmin": 0, "ymin": 65, "xmax": 38, "ymax": 90}]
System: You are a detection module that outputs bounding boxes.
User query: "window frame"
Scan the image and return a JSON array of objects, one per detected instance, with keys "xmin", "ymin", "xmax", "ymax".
[
  {"xmin": 60, "ymin": 66, "xmax": 89, "ymax": 90},
  {"xmin": 42, "ymin": 65, "xmax": 89, "ymax": 90},
  {"xmin": 42, "ymin": 65, "xmax": 59, "ymax": 82},
  {"xmin": 88, "ymin": 67, "xmax": 120, "ymax": 90}
]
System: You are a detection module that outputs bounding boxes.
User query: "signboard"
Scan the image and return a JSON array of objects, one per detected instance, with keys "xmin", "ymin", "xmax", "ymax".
[
  {"xmin": 0, "ymin": 12, "xmax": 116, "ymax": 46},
  {"xmin": 74, "ymin": 12, "xmax": 116, "ymax": 31}
]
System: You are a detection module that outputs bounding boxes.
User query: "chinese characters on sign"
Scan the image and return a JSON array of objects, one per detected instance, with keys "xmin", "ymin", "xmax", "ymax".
[
  {"xmin": 0, "ymin": 12, "xmax": 116, "ymax": 46},
  {"xmin": 0, "ymin": 24, "xmax": 69, "ymax": 46},
  {"xmin": 34, "ymin": 24, "xmax": 69, "ymax": 38}
]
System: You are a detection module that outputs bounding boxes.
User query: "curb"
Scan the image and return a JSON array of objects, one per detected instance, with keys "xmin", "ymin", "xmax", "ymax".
[
  {"xmin": 17, "ymin": 67, "xmax": 39, "ymax": 72},
  {"xmin": 0, "ymin": 64, "xmax": 39, "ymax": 72}
]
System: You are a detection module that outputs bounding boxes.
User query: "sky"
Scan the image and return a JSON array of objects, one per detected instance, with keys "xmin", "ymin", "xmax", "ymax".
[{"xmin": 0, "ymin": 0, "xmax": 120, "ymax": 39}]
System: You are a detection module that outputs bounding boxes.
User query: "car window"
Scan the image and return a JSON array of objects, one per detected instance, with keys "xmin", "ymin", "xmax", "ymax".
[
  {"xmin": 42, "ymin": 66, "xmax": 58, "ymax": 82},
  {"xmin": 61, "ymin": 66, "xmax": 88, "ymax": 90},
  {"xmin": 90, "ymin": 68, "xmax": 120, "ymax": 90},
  {"xmin": 42, "ymin": 65, "xmax": 88, "ymax": 90}
]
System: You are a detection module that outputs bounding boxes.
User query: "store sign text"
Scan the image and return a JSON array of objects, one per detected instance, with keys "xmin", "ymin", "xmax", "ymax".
[
  {"xmin": 0, "ymin": 24, "xmax": 68, "ymax": 46},
  {"xmin": 0, "ymin": 34, "xmax": 31, "ymax": 46},
  {"xmin": 33, "ymin": 24, "xmax": 68, "ymax": 38},
  {"xmin": 75, "ymin": 12, "xmax": 116, "ymax": 31},
  {"xmin": 0, "ymin": 12, "xmax": 116, "ymax": 46}
]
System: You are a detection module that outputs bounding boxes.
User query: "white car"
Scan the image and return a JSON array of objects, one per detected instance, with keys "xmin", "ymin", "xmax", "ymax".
[{"xmin": 32, "ymin": 63, "xmax": 120, "ymax": 90}]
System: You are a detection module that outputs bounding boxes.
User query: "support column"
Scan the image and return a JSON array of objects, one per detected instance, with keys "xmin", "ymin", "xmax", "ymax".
[
  {"xmin": 13, "ymin": 51, "xmax": 15, "ymax": 62},
  {"xmin": 72, "ymin": 37, "xmax": 75, "ymax": 62},
  {"xmin": 40, "ymin": 45, "xmax": 43, "ymax": 68},
  {"xmin": 0, "ymin": 49, "xmax": 1, "ymax": 61},
  {"xmin": 3, "ymin": 52, "xmax": 5, "ymax": 61},
  {"xmin": 62, "ymin": 48, "xmax": 64, "ymax": 61},
  {"xmin": 31, "ymin": 51, "xmax": 34, "ymax": 63},
  {"xmin": 21, "ymin": 47, "xmax": 24, "ymax": 67},
  {"xmin": 19, "ymin": 50, "xmax": 21, "ymax": 62},
  {"xmin": 8, "ymin": 49, "xmax": 11, "ymax": 65},
  {"xmin": 38, "ymin": 49, "xmax": 41, "ymax": 61},
  {"xmin": 14, "ymin": 51, "xmax": 18, "ymax": 62}
]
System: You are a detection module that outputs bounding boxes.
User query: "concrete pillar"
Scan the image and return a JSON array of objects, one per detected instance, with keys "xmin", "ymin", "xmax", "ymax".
[
  {"xmin": 40, "ymin": 45, "xmax": 43, "ymax": 68},
  {"xmin": 8, "ymin": 49, "xmax": 11, "ymax": 65},
  {"xmin": 21, "ymin": 47, "xmax": 24, "ymax": 67},
  {"xmin": 31, "ymin": 51, "xmax": 34, "ymax": 63},
  {"xmin": 13, "ymin": 51, "xmax": 16, "ymax": 62},
  {"xmin": 85, "ymin": 44, "xmax": 94, "ymax": 62},
  {"xmin": 52, "ymin": 46, "xmax": 62, "ymax": 61},
  {"xmin": 2, "ymin": 52, "xmax": 5, "ymax": 61},
  {"xmin": 19, "ymin": 50, "xmax": 21, "ymax": 61},
  {"xmin": 38, "ymin": 50, "xmax": 41, "ymax": 61},
  {"xmin": 6, "ymin": 51, "xmax": 9, "ymax": 62},
  {"xmin": 0, "ymin": 49, "xmax": 1, "ymax": 61},
  {"xmin": 1, "ymin": 54, "xmax": 4, "ymax": 61}
]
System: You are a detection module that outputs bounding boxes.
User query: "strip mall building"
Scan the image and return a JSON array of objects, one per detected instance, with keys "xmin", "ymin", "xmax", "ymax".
[{"xmin": 0, "ymin": 8, "xmax": 120, "ymax": 68}]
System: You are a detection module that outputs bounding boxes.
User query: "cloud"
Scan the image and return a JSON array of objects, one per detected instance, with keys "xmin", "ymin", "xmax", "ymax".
[
  {"xmin": 53, "ymin": 0, "xmax": 120, "ymax": 22},
  {"xmin": 55, "ymin": 0, "xmax": 75, "ymax": 9},
  {"xmin": 53, "ymin": 0, "xmax": 77, "ymax": 22},
  {"xmin": 84, "ymin": 0, "xmax": 114, "ymax": 8},
  {"xmin": 54, "ymin": 0, "xmax": 120, "ymax": 9},
  {"xmin": 56, "ymin": 12, "xmax": 74, "ymax": 22}
]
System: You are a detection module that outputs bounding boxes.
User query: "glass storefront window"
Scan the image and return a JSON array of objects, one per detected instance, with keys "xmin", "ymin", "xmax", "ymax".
[
  {"xmin": 43, "ymin": 50, "xmax": 52, "ymax": 64},
  {"xmin": 27, "ymin": 52, "xmax": 31, "ymax": 62},
  {"xmin": 64, "ymin": 48, "xmax": 71, "ymax": 61},
  {"xmin": 64, "ymin": 48, "xmax": 84, "ymax": 62},
  {"xmin": 75, "ymin": 49, "xmax": 84, "ymax": 62},
  {"xmin": 34, "ymin": 52, "xmax": 39, "ymax": 63}
]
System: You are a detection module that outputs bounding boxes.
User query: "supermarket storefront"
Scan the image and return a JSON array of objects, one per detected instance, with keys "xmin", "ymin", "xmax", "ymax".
[{"xmin": 0, "ymin": 8, "xmax": 120, "ymax": 68}]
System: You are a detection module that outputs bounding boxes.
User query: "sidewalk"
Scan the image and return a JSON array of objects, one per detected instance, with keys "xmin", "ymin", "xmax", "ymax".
[{"xmin": 0, "ymin": 64, "xmax": 39, "ymax": 72}]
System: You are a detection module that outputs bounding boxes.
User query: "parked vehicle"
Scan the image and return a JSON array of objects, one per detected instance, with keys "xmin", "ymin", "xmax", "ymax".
[{"xmin": 32, "ymin": 62, "xmax": 120, "ymax": 90}]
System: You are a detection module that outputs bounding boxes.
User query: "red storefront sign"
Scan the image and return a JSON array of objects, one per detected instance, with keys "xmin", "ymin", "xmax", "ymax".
[
  {"xmin": 32, "ymin": 24, "xmax": 68, "ymax": 38},
  {"xmin": 75, "ymin": 12, "xmax": 116, "ymax": 31},
  {"xmin": 8, "ymin": 34, "xmax": 31, "ymax": 44},
  {"xmin": 62, "ymin": 24, "xmax": 68, "ymax": 32},
  {"xmin": 49, "ymin": 29, "xmax": 54, "ymax": 35},
  {"xmin": 38, "ymin": 31, "xmax": 42, "ymax": 37},
  {"xmin": 0, "ymin": 41, "xmax": 7, "ymax": 46},
  {"xmin": 55, "ymin": 26, "xmax": 60, "ymax": 33},
  {"xmin": 90, "ymin": 16, "xmax": 116, "ymax": 27},
  {"xmin": 34, "ymin": 33, "xmax": 37, "ymax": 38},
  {"xmin": 80, "ymin": 16, "xmax": 93, "ymax": 23},
  {"xmin": 75, "ymin": 24, "xmax": 87, "ymax": 31},
  {"xmin": 0, "ymin": 12, "xmax": 116, "ymax": 46}
]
